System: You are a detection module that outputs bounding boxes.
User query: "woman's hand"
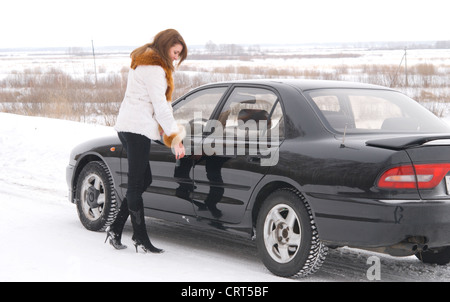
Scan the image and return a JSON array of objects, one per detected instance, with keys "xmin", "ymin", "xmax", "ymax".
[{"xmin": 174, "ymin": 142, "xmax": 185, "ymax": 160}]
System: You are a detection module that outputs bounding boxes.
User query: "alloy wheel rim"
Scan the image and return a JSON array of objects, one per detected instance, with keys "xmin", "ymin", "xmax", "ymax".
[
  {"xmin": 263, "ymin": 204, "xmax": 302, "ymax": 263},
  {"xmin": 80, "ymin": 173, "xmax": 106, "ymax": 221}
]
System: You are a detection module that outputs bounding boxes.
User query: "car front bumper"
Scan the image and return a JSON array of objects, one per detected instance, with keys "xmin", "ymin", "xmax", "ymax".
[{"xmin": 66, "ymin": 164, "xmax": 75, "ymax": 203}]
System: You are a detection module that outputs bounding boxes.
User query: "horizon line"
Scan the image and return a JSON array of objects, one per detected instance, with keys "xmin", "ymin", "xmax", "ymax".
[{"xmin": 1, "ymin": 39, "xmax": 449, "ymax": 51}]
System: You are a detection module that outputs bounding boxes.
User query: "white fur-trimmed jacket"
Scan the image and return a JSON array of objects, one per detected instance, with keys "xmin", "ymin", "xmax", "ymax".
[{"xmin": 114, "ymin": 49, "xmax": 185, "ymax": 148}]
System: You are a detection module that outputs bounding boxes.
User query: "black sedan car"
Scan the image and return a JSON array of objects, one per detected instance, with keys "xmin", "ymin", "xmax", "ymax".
[{"xmin": 67, "ymin": 79, "xmax": 450, "ymax": 278}]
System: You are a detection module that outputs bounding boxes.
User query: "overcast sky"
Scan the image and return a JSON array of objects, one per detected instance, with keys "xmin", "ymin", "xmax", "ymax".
[{"xmin": 1, "ymin": 0, "xmax": 449, "ymax": 48}]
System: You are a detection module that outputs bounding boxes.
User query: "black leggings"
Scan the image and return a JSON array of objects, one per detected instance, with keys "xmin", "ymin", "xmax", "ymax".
[{"xmin": 118, "ymin": 132, "xmax": 152, "ymax": 212}]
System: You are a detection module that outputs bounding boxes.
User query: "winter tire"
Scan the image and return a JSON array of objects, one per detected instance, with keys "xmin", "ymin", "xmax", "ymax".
[
  {"xmin": 256, "ymin": 188, "xmax": 327, "ymax": 278},
  {"xmin": 75, "ymin": 161, "xmax": 118, "ymax": 231},
  {"xmin": 416, "ymin": 246, "xmax": 450, "ymax": 265}
]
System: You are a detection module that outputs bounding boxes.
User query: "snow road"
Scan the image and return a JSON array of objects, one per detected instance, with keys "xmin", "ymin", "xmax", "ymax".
[{"xmin": 1, "ymin": 112, "xmax": 450, "ymax": 282}]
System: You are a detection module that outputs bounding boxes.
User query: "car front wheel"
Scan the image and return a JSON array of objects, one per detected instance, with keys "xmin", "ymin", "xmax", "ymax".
[
  {"xmin": 75, "ymin": 161, "xmax": 118, "ymax": 231},
  {"xmin": 256, "ymin": 188, "xmax": 327, "ymax": 278}
]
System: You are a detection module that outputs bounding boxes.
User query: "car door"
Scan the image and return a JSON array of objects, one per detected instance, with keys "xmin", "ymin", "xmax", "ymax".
[
  {"xmin": 192, "ymin": 85, "xmax": 284, "ymax": 223},
  {"xmin": 120, "ymin": 86, "xmax": 229, "ymax": 215}
]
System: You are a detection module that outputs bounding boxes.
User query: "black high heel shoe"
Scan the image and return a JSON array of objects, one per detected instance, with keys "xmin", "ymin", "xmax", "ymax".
[
  {"xmin": 132, "ymin": 238, "xmax": 164, "ymax": 254},
  {"xmin": 129, "ymin": 208, "xmax": 164, "ymax": 254},
  {"xmin": 105, "ymin": 227, "xmax": 127, "ymax": 250}
]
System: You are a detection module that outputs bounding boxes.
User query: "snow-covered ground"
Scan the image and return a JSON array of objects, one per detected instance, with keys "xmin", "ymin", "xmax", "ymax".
[{"xmin": 2, "ymin": 112, "xmax": 450, "ymax": 282}]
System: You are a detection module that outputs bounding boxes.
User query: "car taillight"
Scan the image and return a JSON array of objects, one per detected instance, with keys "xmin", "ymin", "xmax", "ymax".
[{"xmin": 377, "ymin": 163, "xmax": 450, "ymax": 189}]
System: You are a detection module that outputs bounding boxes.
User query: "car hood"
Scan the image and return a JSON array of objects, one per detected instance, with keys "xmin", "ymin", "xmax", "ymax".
[{"xmin": 70, "ymin": 135, "xmax": 122, "ymax": 161}]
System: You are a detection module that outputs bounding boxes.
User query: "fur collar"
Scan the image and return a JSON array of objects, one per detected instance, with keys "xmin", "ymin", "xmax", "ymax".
[{"xmin": 130, "ymin": 49, "xmax": 174, "ymax": 101}]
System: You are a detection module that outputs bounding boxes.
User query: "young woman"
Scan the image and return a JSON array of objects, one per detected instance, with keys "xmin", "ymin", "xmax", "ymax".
[{"xmin": 105, "ymin": 29, "xmax": 188, "ymax": 253}]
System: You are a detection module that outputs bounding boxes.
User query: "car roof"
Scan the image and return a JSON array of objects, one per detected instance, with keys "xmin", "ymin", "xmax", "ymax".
[{"xmin": 211, "ymin": 79, "xmax": 393, "ymax": 92}]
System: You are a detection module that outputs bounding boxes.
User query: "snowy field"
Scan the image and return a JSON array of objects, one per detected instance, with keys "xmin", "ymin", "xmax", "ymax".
[
  {"xmin": 1, "ymin": 46, "xmax": 449, "ymax": 123},
  {"xmin": 2, "ymin": 112, "xmax": 450, "ymax": 282},
  {"xmin": 2, "ymin": 47, "xmax": 450, "ymax": 78}
]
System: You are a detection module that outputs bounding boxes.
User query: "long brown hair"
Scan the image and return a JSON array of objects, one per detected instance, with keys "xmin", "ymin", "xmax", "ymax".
[{"xmin": 130, "ymin": 29, "xmax": 187, "ymax": 72}]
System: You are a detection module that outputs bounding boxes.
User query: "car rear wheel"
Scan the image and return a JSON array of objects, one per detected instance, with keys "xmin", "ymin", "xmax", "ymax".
[
  {"xmin": 75, "ymin": 161, "xmax": 118, "ymax": 231},
  {"xmin": 256, "ymin": 188, "xmax": 327, "ymax": 278},
  {"xmin": 416, "ymin": 246, "xmax": 450, "ymax": 265}
]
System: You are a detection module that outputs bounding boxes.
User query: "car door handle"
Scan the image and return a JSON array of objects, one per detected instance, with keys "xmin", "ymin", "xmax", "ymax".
[
  {"xmin": 247, "ymin": 156, "xmax": 261, "ymax": 163},
  {"xmin": 246, "ymin": 152, "xmax": 274, "ymax": 163}
]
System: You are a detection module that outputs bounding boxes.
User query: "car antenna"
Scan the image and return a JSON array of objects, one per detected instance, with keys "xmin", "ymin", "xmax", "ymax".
[{"xmin": 340, "ymin": 124, "xmax": 348, "ymax": 148}]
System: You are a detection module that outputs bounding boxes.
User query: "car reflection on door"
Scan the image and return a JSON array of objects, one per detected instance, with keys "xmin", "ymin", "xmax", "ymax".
[{"xmin": 190, "ymin": 85, "xmax": 284, "ymax": 224}]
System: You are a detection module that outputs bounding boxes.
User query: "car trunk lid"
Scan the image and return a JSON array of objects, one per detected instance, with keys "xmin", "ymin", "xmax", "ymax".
[
  {"xmin": 367, "ymin": 134, "xmax": 450, "ymax": 200},
  {"xmin": 366, "ymin": 134, "xmax": 450, "ymax": 150}
]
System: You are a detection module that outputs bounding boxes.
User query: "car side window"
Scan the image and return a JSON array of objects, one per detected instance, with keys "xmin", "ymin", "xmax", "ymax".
[
  {"xmin": 217, "ymin": 87, "xmax": 284, "ymax": 140},
  {"xmin": 172, "ymin": 87, "xmax": 228, "ymax": 134},
  {"xmin": 310, "ymin": 93, "xmax": 354, "ymax": 131}
]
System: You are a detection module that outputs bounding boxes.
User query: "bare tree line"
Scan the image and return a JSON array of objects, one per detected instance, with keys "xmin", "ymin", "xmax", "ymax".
[{"xmin": 1, "ymin": 56, "xmax": 449, "ymax": 125}]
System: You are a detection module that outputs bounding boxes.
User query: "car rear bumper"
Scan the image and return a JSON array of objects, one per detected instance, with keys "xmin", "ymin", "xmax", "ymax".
[{"xmin": 309, "ymin": 195, "xmax": 450, "ymax": 252}]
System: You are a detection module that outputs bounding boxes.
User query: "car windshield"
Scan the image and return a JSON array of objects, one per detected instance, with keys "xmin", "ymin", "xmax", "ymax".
[{"xmin": 305, "ymin": 88, "xmax": 450, "ymax": 134}]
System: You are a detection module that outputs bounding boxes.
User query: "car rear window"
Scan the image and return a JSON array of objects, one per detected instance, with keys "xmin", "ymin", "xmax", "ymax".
[{"xmin": 306, "ymin": 88, "xmax": 450, "ymax": 134}]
